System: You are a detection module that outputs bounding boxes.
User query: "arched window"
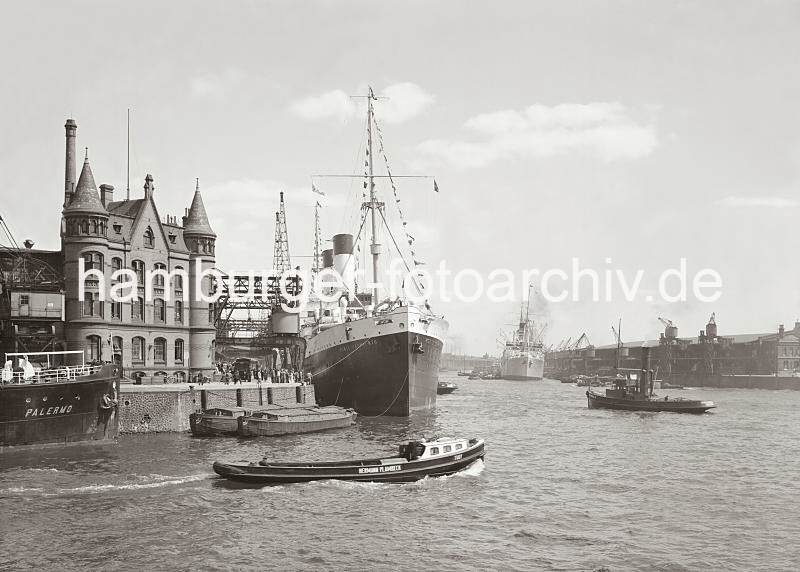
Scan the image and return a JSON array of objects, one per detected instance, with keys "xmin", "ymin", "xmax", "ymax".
[
  {"xmin": 175, "ymin": 300, "xmax": 183, "ymax": 324},
  {"xmin": 154, "ymin": 298, "xmax": 166, "ymax": 323},
  {"xmin": 173, "ymin": 266, "xmax": 184, "ymax": 292},
  {"xmin": 144, "ymin": 227, "xmax": 155, "ymax": 248},
  {"xmin": 132, "ymin": 337, "xmax": 145, "ymax": 364},
  {"xmin": 81, "ymin": 220, "xmax": 90, "ymax": 234},
  {"xmin": 111, "ymin": 257, "xmax": 122, "ymax": 275},
  {"xmin": 86, "ymin": 335, "xmax": 102, "ymax": 362},
  {"xmin": 83, "ymin": 251, "xmax": 103, "ymax": 271},
  {"xmin": 91, "ymin": 219, "xmax": 98, "ymax": 235},
  {"xmin": 112, "ymin": 336, "xmax": 123, "ymax": 366},
  {"xmin": 132, "ymin": 260, "xmax": 145, "ymax": 285},
  {"xmin": 153, "ymin": 263, "xmax": 166, "ymax": 288},
  {"xmin": 154, "ymin": 337, "xmax": 166, "ymax": 364},
  {"xmin": 175, "ymin": 339, "xmax": 184, "ymax": 364}
]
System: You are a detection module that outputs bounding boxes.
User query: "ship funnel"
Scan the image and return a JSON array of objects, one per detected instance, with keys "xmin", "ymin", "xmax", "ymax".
[
  {"xmin": 322, "ymin": 249, "xmax": 334, "ymax": 269},
  {"xmin": 332, "ymin": 234, "xmax": 355, "ymax": 295}
]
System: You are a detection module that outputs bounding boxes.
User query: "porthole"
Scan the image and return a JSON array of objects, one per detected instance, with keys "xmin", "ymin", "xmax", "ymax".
[
  {"xmin": 25, "ymin": 397, "xmax": 31, "ymax": 404},
  {"xmin": 42, "ymin": 396, "xmax": 47, "ymax": 402},
  {"xmin": 124, "ymin": 400, "xmax": 131, "ymax": 406}
]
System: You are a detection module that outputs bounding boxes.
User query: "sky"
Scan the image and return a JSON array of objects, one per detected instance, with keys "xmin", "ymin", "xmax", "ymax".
[{"xmin": 2, "ymin": 1, "xmax": 800, "ymax": 355}]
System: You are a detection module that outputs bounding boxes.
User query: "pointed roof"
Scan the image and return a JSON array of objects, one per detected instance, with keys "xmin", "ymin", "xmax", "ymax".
[
  {"xmin": 183, "ymin": 181, "xmax": 215, "ymax": 237},
  {"xmin": 64, "ymin": 156, "xmax": 107, "ymax": 215}
]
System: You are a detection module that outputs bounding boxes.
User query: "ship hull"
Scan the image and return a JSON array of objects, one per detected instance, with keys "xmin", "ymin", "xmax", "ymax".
[
  {"xmin": 500, "ymin": 354, "xmax": 544, "ymax": 380},
  {"xmin": 586, "ymin": 391, "xmax": 715, "ymax": 413},
  {"xmin": 305, "ymin": 308, "xmax": 447, "ymax": 416},
  {"xmin": 0, "ymin": 364, "xmax": 121, "ymax": 449}
]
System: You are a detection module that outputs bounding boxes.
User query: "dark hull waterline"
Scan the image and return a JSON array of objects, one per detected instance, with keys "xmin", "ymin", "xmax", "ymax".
[
  {"xmin": 306, "ymin": 330, "xmax": 443, "ymax": 417},
  {"xmin": 586, "ymin": 391, "xmax": 716, "ymax": 413},
  {"xmin": 213, "ymin": 441, "xmax": 485, "ymax": 485}
]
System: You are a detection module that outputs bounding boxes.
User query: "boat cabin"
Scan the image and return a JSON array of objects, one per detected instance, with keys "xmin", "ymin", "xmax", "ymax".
[
  {"xmin": 1, "ymin": 350, "xmax": 101, "ymax": 385},
  {"xmin": 202, "ymin": 407, "xmax": 251, "ymax": 418},
  {"xmin": 398, "ymin": 438, "xmax": 474, "ymax": 461}
]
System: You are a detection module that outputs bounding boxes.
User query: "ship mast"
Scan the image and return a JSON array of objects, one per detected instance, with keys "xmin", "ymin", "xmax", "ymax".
[{"xmin": 364, "ymin": 87, "xmax": 383, "ymax": 303}]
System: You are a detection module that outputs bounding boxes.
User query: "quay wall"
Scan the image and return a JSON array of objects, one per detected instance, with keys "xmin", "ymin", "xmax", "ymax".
[
  {"xmin": 118, "ymin": 383, "xmax": 316, "ymax": 433},
  {"xmin": 681, "ymin": 374, "xmax": 800, "ymax": 390}
]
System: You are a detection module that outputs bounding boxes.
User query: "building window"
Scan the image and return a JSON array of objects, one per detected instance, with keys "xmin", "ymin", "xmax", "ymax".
[
  {"xmin": 154, "ymin": 337, "xmax": 166, "ymax": 364},
  {"xmin": 111, "ymin": 301, "xmax": 122, "ymax": 320},
  {"xmin": 175, "ymin": 300, "xmax": 183, "ymax": 324},
  {"xmin": 144, "ymin": 227, "xmax": 155, "ymax": 248},
  {"xmin": 81, "ymin": 220, "xmax": 90, "ymax": 234},
  {"xmin": 83, "ymin": 251, "xmax": 103, "ymax": 271},
  {"xmin": 174, "ymin": 266, "xmax": 184, "ymax": 293},
  {"xmin": 87, "ymin": 335, "xmax": 102, "ymax": 362},
  {"xmin": 132, "ymin": 337, "xmax": 145, "ymax": 364},
  {"xmin": 154, "ymin": 298, "xmax": 166, "ymax": 323},
  {"xmin": 132, "ymin": 297, "xmax": 144, "ymax": 321},
  {"xmin": 111, "ymin": 257, "xmax": 122, "ymax": 276},
  {"xmin": 20, "ymin": 294, "xmax": 30, "ymax": 305},
  {"xmin": 175, "ymin": 339, "xmax": 184, "ymax": 364},
  {"xmin": 208, "ymin": 303, "xmax": 215, "ymax": 325},
  {"xmin": 83, "ymin": 292, "xmax": 102, "ymax": 317},
  {"xmin": 153, "ymin": 263, "xmax": 166, "ymax": 288},
  {"xmin": 112, "ymin": 336, "xmax": 123, "ymax": 365},
  {"xmin": 132, "ymin": 260, "xmax": 145, "ymax": 285}
]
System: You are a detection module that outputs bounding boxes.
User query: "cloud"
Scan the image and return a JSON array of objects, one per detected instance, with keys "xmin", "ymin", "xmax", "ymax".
[
  {"xmin": 377, "ymin": 83, "xmax": 435, "ymax": 124},
  {"xmin": 290, "ymin": 82, "xmax": 434, "ymax": 124},
  {"xmin": 716, "ymin": 196, "xmax": 799, "ymax": 208},
  {"xmin": 418, "ymin": 102, "xmax": 659, "ymax": 168},
  {"xmin": 191, "ymin": 69, "xmax": 247, "ymax": 98},
  {"xmin": 289, "ymin": 89, "xmax": 356, "ymax": 123}
]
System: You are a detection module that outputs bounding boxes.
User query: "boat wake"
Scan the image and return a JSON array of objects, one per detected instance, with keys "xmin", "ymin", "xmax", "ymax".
[{"xmin": 1, "ymin": 473, "xmax": 213, "ymax": 498}]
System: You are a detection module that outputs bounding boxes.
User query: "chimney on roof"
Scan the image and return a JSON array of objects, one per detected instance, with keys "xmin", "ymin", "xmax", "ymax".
[
  {"xmin": 779, "ymin": 324, "xmax": 785, "ymax": 338},
  {"xmin": 99, "ymin": 184, "xmax": 114, "ymax": 206},
  {"xmin": 182, "ymin": 208, "xmax": 188, "ymax": 227},
  {"xmin": 64, "ymin": 119, "xmax": 77, "ymax": 207}
]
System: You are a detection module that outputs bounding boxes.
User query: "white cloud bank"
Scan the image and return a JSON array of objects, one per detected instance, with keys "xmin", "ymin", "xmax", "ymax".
[
  {"xmin": 716, "ymin": 196, "xmax": 799, "ymax": 208},
  {"xmin": 418, "ymin": 102, "xmax": 658, "ymax": 168},
  {"xmin": 290, "ymin": 82, "xmax": 434, "ymax": 124}
]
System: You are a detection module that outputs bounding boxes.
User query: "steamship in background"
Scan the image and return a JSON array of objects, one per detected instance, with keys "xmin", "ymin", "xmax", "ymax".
[
  {"xmin": 500, "ymin": 288, "xmax": 545, "ymax": 381},
  {"xmin": 301, "ymin": 88, "xmax": 448, "ymax": 416}
]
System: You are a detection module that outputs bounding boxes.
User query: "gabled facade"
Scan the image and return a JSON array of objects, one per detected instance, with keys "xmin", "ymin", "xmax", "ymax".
[{"xmin": 61, "ymin": 119, "xmax": 217, "ymax": 382}]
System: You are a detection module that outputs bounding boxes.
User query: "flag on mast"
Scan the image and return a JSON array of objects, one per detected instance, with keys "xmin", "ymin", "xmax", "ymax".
[{"xmin": 433, "ymin": 179, "xmax": 439, "ymax": 193}]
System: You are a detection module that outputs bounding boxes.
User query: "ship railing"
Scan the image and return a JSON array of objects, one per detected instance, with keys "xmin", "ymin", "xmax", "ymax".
[{"xmin": 2, "ymin": 364, "xmax": 105, "ymax": 385}]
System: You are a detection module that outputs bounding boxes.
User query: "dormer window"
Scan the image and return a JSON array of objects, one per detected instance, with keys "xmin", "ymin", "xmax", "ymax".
[
  {"xmin": 144, "ymin": 227, "xmax": 155, "ymax": 248},
  {"xmin": 113, "ymin": 223, "xmax": 122, "ymax": 234},
  {"xmin": 168, "ymin": 233, "xmax": 176, "ymax": 244}
]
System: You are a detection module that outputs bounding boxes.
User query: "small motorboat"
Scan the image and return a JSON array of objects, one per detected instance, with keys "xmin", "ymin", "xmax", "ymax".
[
  {"xmin": 213, "ymin": 437, "xmax": 485, "ymax": 485},
  {"xmin": 237, "ymin": 405, "xmax": 356, "ymax": 437},
  {"xmin": 437, "ymin": 380, "xmax": 458, "ymax": 395},
  {"xmin": 190, "ymin": 407, "xmax": 252, "ymax": 437}
]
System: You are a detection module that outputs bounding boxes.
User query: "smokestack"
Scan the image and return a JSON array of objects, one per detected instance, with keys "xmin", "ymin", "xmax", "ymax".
[
  {"xmin": 99, "ymin": 184, "xmax": 114, "ymax": 207},
  {"xmin": 64, "ymin": 119, "xmax": 77, "ymax": 207},
  {"xmin": 333, "ymin": 234, "xmax": 355, "ymax": 295},
  {"xmin": 322, "ymin": 249, "xmax": 334, "ymax": 269}
]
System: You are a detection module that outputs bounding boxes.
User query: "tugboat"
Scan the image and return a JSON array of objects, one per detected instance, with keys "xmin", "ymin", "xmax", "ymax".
[
  {"xmin": 586, "ymin": 346, "xmax": 715, "ymax": 414},
  {"xmin": 213, "ymin": 437, "xmax": 485, "ymax": 485},
  {"xmin": 1, "ymin": 350, "xmax": 121, "ymax": 448},
  {"xmin": 436, "ymin": 380, "xmax": 458, "ymax": 395}
]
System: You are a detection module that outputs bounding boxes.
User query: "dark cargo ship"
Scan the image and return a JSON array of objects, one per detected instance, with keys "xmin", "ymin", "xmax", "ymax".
[
  {"xmin": 1, "ymin": 351, "xmax": 121, "ymax": 449},
  {"xmin": 303, "ymin": 88, "xmax": 448, "ymax": 416}
]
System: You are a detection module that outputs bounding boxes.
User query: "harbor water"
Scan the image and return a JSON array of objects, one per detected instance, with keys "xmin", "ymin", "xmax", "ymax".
[{"xmin": 2, "ymin": 375, "xmax": 798, "ymax": 571}]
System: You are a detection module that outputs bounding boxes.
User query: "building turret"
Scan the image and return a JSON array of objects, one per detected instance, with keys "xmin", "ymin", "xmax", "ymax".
[
  {"xmin": 62, "ymin": 153, "xmax": 111, "ymax": 360},
  {"xmin": 184, "ymin": 180, "xmax": 217, "ymax": 378}
]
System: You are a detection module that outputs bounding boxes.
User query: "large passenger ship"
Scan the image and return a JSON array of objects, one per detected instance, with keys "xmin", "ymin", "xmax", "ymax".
[
  {"xmin": 1, "ymin": 350, "xmax": 121, "ymax": 449},
  {"xmin": 302, "ymin": 88, "xmax": 448, "ymax": 416},
  {"xmin": 500, "ymin": 290, "xmax": 544, "ymax": 381}
]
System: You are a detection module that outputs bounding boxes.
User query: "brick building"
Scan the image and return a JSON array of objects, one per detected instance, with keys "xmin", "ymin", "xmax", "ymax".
[{"xmin": 41, "ymin": 117, "xmax": 217, "ymax": 381}]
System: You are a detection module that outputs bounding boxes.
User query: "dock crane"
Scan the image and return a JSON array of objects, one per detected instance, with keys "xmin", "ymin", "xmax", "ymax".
[{"xmin": 658, "ymin": 317, "xmax": 678, "ymax": 340}]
